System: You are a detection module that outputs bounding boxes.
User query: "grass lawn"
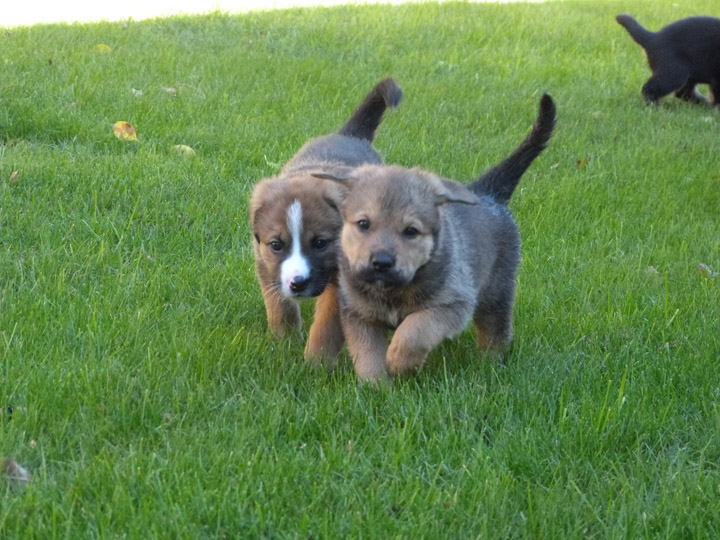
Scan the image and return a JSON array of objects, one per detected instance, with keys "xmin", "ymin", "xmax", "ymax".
[{"xmin": 1, "ymin": 0, "xmax": 719, "ymax": 537}]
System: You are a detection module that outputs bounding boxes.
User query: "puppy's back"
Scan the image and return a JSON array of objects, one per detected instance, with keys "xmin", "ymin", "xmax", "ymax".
[
  {"xmin": 658, "ymin": 17, "xmax": 720, "ymax": 69},
  {"xmin": 283, "ymin": 134, "xmax": 383, "ymax": 177},
  {"xmin": 438, "ymin": 186, "xmax": 520, "ymax": 299}
]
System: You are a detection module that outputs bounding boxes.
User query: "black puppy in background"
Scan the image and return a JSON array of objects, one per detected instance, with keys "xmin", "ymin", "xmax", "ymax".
[{"xmin": 616, "ymin": 14, "xmax": 720, "ymax": 106}]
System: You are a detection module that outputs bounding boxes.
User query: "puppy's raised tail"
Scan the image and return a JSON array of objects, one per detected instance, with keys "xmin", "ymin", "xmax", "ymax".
[
  {"xmin": 469, "ymin": 93, "xmax": 556, "ymax": 206},
  {"xmin": 338, "ymin": 78, "xmax": 402, "ymax": 142},
  {"xmin": 616, "ymin": 14, "xmax": 654, "ymax": 48}
]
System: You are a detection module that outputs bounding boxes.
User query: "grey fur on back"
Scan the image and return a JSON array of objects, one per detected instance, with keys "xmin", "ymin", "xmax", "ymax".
[{"xmin": 282, "ymin": 134, "xmax": 384, "ymax": 176}]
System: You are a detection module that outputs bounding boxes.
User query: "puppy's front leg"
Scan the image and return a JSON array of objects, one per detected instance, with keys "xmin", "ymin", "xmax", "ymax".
[
  {"xmin": 304, "ymin": 281, "xmax": 345, "ymax": 368},
  {"xmin": 342, "ymin": 312, "xmax": 389, "ymax": 383},
  {"xmin": 262, "ymin": 288, "xmax": 301, "ymax": 336},
  {"xmin": 387, "ymin": 305, "xmax": 472, "ymax": 376}
]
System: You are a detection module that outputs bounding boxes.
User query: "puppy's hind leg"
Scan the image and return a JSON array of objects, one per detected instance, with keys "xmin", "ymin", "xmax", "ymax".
[
  {"xmin": 304, "ymin": 281, "xmax": 345, "ymax": 368},
  {"xmin": 674, "ymin": 81, "xmax": 708, "ymax": 104},
  {"xmin": 473, "ymin": 290, "xmax": 515, "ymax": 353},
  {"xmin": 709, "ymin": 77, "xmax": 720, "ymax": 107}
]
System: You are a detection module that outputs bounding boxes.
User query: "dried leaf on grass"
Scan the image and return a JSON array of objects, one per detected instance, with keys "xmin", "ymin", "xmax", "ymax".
[
  {"xmin": 7, "ymin": 170, "xmax": 20, "ymax": 185},
  {"xmin": 2, "ymin": 458, "xmax": 30, "ymax": 487},
  {"xmin": 113, "ymin": 121, "xmax": 137, "ymax": 141},
  {"xmin": 172, "ymin": 144, "xmax": 195, "ymax": 156}
]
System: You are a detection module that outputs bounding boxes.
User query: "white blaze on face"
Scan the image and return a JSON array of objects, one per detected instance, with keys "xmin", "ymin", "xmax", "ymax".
[{"xmin": 280, "ymin": 199, "xmax": 310, "ymax": 296}]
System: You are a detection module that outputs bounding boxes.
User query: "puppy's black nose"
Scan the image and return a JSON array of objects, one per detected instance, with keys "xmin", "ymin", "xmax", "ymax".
[
  {"xmin": 371, "ymin": 252, "xmax": 395, "ymax": 272},
  {"xmin": 289, "ymin": 276, "xmax": 309, "ymax": 292}
]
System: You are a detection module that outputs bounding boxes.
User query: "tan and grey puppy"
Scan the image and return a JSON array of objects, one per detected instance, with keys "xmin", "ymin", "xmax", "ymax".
[
  {"xmin": 315, "ymin": 94, "xmax": 556, "ymax": 382},
  {"xmin": 250, "ymin": 78, "xmax": 402, "ymax": 366}
]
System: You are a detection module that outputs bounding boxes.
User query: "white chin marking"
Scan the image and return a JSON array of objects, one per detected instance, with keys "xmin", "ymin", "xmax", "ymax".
[{"xmin": 280, "ymin": 199, "xmax": 310, "ymax": 296}]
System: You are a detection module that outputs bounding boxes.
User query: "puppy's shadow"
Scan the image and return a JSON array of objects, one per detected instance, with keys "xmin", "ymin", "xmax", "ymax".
[{"xmin": 418, "ymin": 330, "xmax": 513, "ymax": 380}]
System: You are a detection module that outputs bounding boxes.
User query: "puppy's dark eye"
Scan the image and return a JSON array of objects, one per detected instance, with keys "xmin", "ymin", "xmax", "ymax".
[
  {"xmin": 357, "ymin": 219, "xmax": 370, "ymax": 232},
  {"xmin": 403, "ymin": 226, "xmax": 420, "ymax": 238},
  {"xmin": 269, "ymin": 240, "xmax": 283, "ymax": 252},
  {"xmin": 312, "ymin": 237, "xmax": 329, "ymax": 250}
]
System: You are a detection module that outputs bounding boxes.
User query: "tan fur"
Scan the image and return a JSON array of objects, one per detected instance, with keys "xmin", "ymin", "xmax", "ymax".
[
  {"xmin": 340, "ymin": 195, "xmax": 436, "ymax": 288},
  {"xmin": 319, "ymin": 164, "xmax": 519, "ymax": 382},
  {"xmin": 304, "ymin": 282, "xmax": 344, "ymax": 365}
]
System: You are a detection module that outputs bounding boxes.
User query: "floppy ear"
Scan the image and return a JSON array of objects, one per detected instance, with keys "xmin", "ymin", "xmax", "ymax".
[
  {"xmin": 310, "ymin": 167, "xmax": 355, "ymax": 182},
  {"xmin": 425, "ymin": 175, "xmax": 478, "ymax": 206},
  {"xmin": 311, "ymin": 171, "xmax": 355, "ymax": 210},
  {"xmin": 249, "ymin": 177, "xmax": 274, "ymax": 228}
]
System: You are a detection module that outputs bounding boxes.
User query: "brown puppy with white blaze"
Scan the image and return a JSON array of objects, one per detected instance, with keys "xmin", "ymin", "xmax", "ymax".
[
  {"xmin": 250, "ymin": 78, "xmax": 402, "ymax": 366},
  {"xmin": 315, "ymin": 94, "xmax": 555, "ymax": 382}
]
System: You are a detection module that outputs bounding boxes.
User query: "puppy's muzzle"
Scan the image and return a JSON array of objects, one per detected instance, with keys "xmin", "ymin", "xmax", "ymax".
[
  {"xmin": 371, "ymin": 251, "xmax": 395, "ymax": 272},
  {"xmin": 356, "ymin": 251, "xmax": 407, "ymax": 287},
  {"xmin": 289, "ymin": 275, "xmax": 310, "ymax": 293}
]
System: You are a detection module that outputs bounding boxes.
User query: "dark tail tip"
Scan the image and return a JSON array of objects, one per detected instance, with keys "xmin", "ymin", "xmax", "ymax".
[
  {"xmin": 615, "ymin": 13, "xmax": 653, "ymax": 47},
  {"xmin": 534, "ymin": 93, "xmax": 557, "ymax": 149},
  {"xmin": 616, "ymin": 13, "xmax": 633, "ymax": 26},
  {"xmin": 374, "ymin": 77, "xmax": 403, "ymax": 109},
  {"xmin": 338, "ymin": 78, "xmax": 402, "ymax": 141},
  {"xmin": 469, "ymin": 93, "xmax": 556, "ymax": 205}
]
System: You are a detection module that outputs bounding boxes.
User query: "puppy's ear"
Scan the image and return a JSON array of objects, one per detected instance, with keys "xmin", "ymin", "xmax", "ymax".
[
  {"xmin": 312, "ymin": 171, "xmax": 355, "ymax": 210},
  {"xmin": 249, "ymin": 177, "xmax": 273, "ymax": 227},
  {"xmin": 311, "ymin": 167, "xmax": 355, "ymax": 182},
  {"xmin": 426, "ymin": 175, "xmax": 478, "ymax": 206}
]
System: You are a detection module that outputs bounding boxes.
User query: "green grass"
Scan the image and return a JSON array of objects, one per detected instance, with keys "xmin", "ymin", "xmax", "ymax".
[{"xmin": 2, "ymin": 0, "xmax": 719, "ymax": 537}]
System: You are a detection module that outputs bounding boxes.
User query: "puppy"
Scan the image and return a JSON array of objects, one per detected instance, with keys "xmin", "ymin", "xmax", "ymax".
[
  {"xmin": 315, "ymin": 94, "xmax": 556, "ymax": 382},
  {"xmin": 616, "ymin": 14, "xmax": 720, "ymax": 106},
  {"xmin": 250, "ymin": 78, "xmax": 402, "ymax": 365}
]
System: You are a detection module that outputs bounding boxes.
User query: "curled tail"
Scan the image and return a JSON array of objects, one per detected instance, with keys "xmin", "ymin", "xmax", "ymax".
[
  {"xmin": 616, "ymin": 13, "xmax": 654, "ymax": 48},
  {"xmin": 338, "ymin": 78, "xmax": 402, "ymax": 142},
  {"xmin": 469, "ymin": 93, "xmax": 556, "ymax": 205}
]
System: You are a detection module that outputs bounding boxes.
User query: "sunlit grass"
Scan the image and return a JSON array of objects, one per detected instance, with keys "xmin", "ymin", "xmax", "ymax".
[{"xmin": 1, "ymin": 1, "xmax": 719, "ymax": 537}]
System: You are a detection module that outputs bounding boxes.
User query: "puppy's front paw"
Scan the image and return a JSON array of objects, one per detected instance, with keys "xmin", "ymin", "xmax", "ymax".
[
  {"xmin": 356, "ymin": 369, "xmax": 391, "ymax": 386},
  {"xmin": 269, "ymin": 319, "xmax": 301, "ymax": 338},
  {"xmin": 267, "ymin": 302, "xmax": 302, "ymax": 337},
  {"xmin": 386, "ymin": 340, "xmax": 428, "ymax": 376},
  {"xmin": 304, "ymin": 341, "xmax": 341, "ymax": 369},
  {"xmin": 304, "ymin": 314, "xmax": 344, "ymax": 369}
]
